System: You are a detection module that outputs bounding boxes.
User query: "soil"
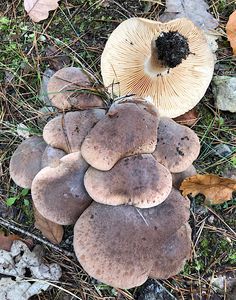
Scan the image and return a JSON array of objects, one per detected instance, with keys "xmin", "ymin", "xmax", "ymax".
[{"xmin": 155, "ymin": 31, "xmax": 190, "ymax": 68}]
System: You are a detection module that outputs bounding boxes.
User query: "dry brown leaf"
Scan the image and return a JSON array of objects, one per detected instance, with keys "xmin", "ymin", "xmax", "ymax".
[
  {"xmin": 24, "ymin": 0, "xmax": 59, "ymax": 22},
  {"xmin": 226, "ymin": 11, "xmax": 236, "ymax": 55},
  {"xmin": 0, "ymin": 232, "xmax": 21, "ymax": 251},
  {"xmin": 160, "ymin": 0, "xmax": 218, "ymax": 31},
  {"xmin": 34, "ymin": 206, "xmax": 63, "ymax": 244},
  {"xmin": 174, "ymin": 108, "xmax": 199, "ymax": 126},
  {"xmin": 180, "ymin": 174, "xmax": 236, "ymax": 205}
]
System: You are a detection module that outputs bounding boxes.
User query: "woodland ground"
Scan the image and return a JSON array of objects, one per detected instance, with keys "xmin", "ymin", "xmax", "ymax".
[{"xmin": 0, "ymin": 0, "xmax": 236, "ymax": 299}]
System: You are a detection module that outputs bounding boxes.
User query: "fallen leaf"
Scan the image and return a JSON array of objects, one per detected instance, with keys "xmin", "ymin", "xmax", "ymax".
[
  {"xmin": 34, "ymin": 206, "xmax": 63, "ymax": 244},
  {"xmin": 24, "ymin": 0, "xmax": 60, "ymax": 23},
  {"xmin": 180, "ymin": 174, "xmax": 236, "ymax": 205},
  {"xmin": 0, "ymin": 240, "xmax": 62, "ymax": 300},
  {"xmin": 226, "ymin": 11, "xmax": 236, "ymax": 55},
  {"xmin": 160, "ymin": 0, "xmax": 218, "ymax": 31},
  {"xmin": 0, "ymin": 232, "xmax": 21, "ymax": 251},
  {"xmin": 174, "ymin": 108, "xmax": 199, "ymax": 126}
]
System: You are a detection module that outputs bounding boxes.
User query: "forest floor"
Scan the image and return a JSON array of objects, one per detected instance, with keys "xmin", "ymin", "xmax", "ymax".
[{"xmin": 0, "ymin": 1, "xmax": 236, "ymax": 299}]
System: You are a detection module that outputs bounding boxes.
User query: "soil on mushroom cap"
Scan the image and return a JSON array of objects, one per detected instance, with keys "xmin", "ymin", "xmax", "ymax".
[{"xmin": 155, "ymin": 31, "xmax": 190, "ymax": 68}]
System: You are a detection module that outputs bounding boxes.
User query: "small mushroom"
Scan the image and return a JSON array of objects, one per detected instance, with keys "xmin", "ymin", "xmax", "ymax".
[
  {"xmin": 43, "ymin": 109, "xmax": 106, "ymax": 153},
  {"xmin": 84, "ymin": 154, "xmax": 172, "ymax": 208},
  {"xmin": 47, "ymin": 67, "xmax": 105, "ymax": 110},
  {"xmin": 41, "ymin": 145, "xmax": 66, "ymax": 168},
  {"xmin": 172, "ymin": 165, "xmax": 197, "ymax": 189},
  {"xmin": 73, "ymin": 188, "xmax": 191, "ymax": 289},
  {"xmin": 81, "ymin": 98, "xmax": 159, "ymax": 171},
  {"xmin": 101, "ymin": 18, "xmax": 214, "ymax": 118},
  {"xmin": 31, "ymin": 152, "xmax": 92, "ymax": 225},
  {"xmin": 9, "ymin": 136, "xmax": 47, "ymax": 189},
  {"xmin": 152, "ymin": 117, "xmax": 200, "ymax": 173}
]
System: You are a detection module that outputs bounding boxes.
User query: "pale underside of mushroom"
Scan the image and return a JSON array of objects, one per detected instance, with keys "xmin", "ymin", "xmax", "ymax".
[
  {"xmin": 73, "ymin": 189, "xmax": 191, "ymax": 289},
  {"xmin": 84, "ymin": 154, "xmax": 172, "ymax": 208},
  {"xmin": 9, "ymin": 136, "xmax": 47, "ymax": 189},
  {"xmin": 101, "ymin": 17, "xmax": 214, "ymax": 118},
  {"xmin": 31, "ymin": 152, "xmax": 92, "ymax": 225}
]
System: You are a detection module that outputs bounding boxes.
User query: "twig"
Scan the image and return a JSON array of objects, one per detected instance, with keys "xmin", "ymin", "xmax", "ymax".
[
  {"xmin": 0, "ymin": 217, "xmax": 75, "ymax": 258},
  {"xmin": 205, "ymin": 206, "xmax": 236, "ymax": 237},
  {"xmin": 136, "ymin": 208, "xmax": 149, "ymax": 226}
]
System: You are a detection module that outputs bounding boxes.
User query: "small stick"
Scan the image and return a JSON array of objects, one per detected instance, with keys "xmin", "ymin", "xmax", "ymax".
[
  {"xmin": 0, "ymin": 217, "xmax": 75, "ymax": 258},
  {"xmin": 205, "ymin": 206, "xmax": 236, "ymax": 236},
  {"xmin": 136, "ymin": 208, "xmax": 149, "ymax": 226}
]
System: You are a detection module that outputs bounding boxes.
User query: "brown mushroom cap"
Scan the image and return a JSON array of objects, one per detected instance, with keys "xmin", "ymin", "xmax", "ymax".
[
  {"xmin": 152, "ymin": 117, "xmax": 200, "ymax": 173},
  {"xmin": 84, "ymin": 154, "xmax": 172, "ymax": 208},
  {"xmin": 81, "ymin": 98, "xmax": 159, "ymax": 171},
  {"xmin": 43, "ymin": 109, "xmax": 106, "ymax": 153},
  {"xmin": 149, "ymin": 223, "xmax": 192, "ymax": 279},
  {"xmin": 31, "ymin": 152, "xmax": 92, "ymax": 225},
  {"xmin": 47, "ymin": 67, "xmax": 105, "ymax": 110},
  {"xmin": 73, "ymin": 188, "xmax": 191, "ymax": 289},
  {"xmin": 172, "ymin": 165, "xmax": 197, "ymax": 189},
  {"xmin": 41, "ymin": 145, "xmax": 66, "ymax": 168},
  {"xmin": 101, "ymin": 18, "xmax": 214, "ymax": 118},
  {"xmin": 9, "ymin": 136, "xmax": 47, "ymax": 188}
]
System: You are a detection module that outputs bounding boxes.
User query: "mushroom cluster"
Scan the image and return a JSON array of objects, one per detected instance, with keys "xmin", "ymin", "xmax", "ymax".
[{"xmin": 9, "ymin": 66, "xmax": 201, "ymax": 289}]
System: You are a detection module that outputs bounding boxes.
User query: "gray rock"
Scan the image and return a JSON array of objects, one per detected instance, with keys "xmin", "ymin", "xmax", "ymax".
[
  {"xmin": 39, "ymin": 68, "xmax": 55, "ymax": 106},
  {"xmin": 137, "ymin": 279, "xmax": 176, "ymax": 300},
  {"xmin": 223, "ymin": 166, "xmax": 236, "ymax": 180},
  {"xmin": 212, "ymin": 76, "xmax": 236, "ymax": 113},
  {"xmin": 213, "ymin": 144, "xmax": 232, "ymax": 158}
]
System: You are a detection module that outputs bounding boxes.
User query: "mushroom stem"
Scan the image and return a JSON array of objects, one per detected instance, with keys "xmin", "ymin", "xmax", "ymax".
[{"xmin": 145, "ymin": 31, "xmax": 191, "ymax": 76}]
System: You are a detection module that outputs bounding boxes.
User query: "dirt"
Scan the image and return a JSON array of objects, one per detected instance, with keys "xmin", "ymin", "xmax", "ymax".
[{"xmin": 155, "ymin": 31, "xmax": 190, "ymax": 68}]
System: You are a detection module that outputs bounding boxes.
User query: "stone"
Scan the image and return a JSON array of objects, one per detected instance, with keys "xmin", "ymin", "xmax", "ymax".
[
  {"xmin": 39, "ymin": 68, "xmax": 55, "ymax": 106},
  {"xmin": 213, "ymin": 144, "xmax": 232, "ymax": 158},
  {"xmin": 212, "ymin": 76, "xmax": 236, "ymax": 113},
  {"xmin": 136, "ymin": 279, "xmax": 176, "ymax": 300}
]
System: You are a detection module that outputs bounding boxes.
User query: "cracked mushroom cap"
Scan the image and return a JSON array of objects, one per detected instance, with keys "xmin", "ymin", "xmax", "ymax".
[
  {"xmin": 43, "ymin": 109, "xmax": 106, "ymax": 153},
  {"xmin": 101, "ymin": 17, "xmax": 214, "ymax": 118},
  {"xmin": 41, "ymin": 145, "xmax": 66, "ymax": 168},
  {"xmin": 31, "ymin": 152, "xmax": 92, "ymax": 225},
  {"xmin": 47, "ymin": 67, "xmax": 105, "ymax": 110},
  {"xmin": 152, "ymin": 117, "xmax": 200, "ymax": 173},
  {"xmin": 9, "ymin": 136, "xmax": 47, "ymax": 189},
  {"xmin": 73, "ymin": 188, "xmax": 191, "ymax": 289},
  {"xmin": 81, "ymin": 98, "xmax": 159, "ymax": 171},
  {"xmin": 84, "ymin": 154, "xmax": 172, "ymax": 208}
]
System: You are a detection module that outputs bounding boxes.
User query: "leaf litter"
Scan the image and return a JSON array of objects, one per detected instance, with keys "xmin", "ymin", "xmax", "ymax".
[
  {"xmin": 180, "ymin": 174, "xmax": 236, "ymax": 205},
  {"xmin": 0, "ymin": 240, "xmax": 62, "ymax": 300}
]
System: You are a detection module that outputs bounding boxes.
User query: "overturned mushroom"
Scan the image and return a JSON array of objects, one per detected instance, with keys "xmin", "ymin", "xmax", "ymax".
[
  {"xmin": 43, "ymin": 109, "xmax": 106, "ymax": 153},
  {"xmin": 84, "ymin": 154, "xmax": 172, "ymax": 208},
  {"xmin": 47, "ymin": 67, "xmax": 105, "ymax": 110},
  {"xmin": 73, "ymin": 188, "xmax": 191, "ymax": 289},
  {"xmin": 152, "ymin": 117, "xmax": 200, "ymax": 173},
  {"xmin": 32, "ymin": 152, "xmax": 92, "ymax": 225},
  {"xmin": 10, "ymin": 136, "xmax": 47, "ymax": 189},
  {"xmin": 101, "ymin": 18, "xmax": 214, "ymax": 117},
  {"xmin": 81, "ymin": 98, "xmax": 159, "ymax": 170}
]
